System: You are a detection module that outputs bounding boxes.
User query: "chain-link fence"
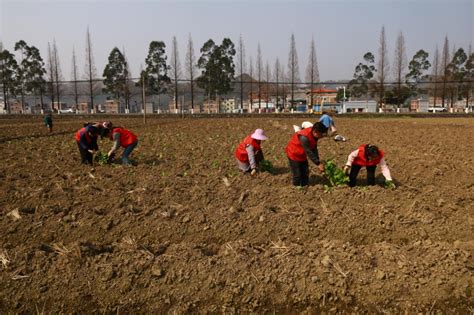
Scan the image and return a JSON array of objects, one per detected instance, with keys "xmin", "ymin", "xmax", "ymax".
[{"xmin": 1, "ymin": 78, "xmax": 473, "ymax": 114}]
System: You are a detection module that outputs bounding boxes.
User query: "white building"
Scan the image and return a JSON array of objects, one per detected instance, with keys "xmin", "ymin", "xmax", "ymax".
[{"xmin": 342, "ymin": 101, "xmax": 377, "ymax": 113}]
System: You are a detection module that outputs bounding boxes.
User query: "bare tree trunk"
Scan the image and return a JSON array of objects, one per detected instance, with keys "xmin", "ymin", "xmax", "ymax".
[
  {"xmin": 377, "ymin": 26, "xmax": 389, "ymax": 112},
  {"xmin": 288, "ymin": 34, "xmax": 300, "ymax": 111},
  {"xmin": 441, "ymin": 36, "xmax": 450, "ymax": 108},
  {"xmin": 47, "ymin": 42, "xmax": 55, "ymax": 111},
  {"xmin": 393, "ymin": 31, "xmax": 407, "ymax": 109},
  {"xmin": 53, "ymin": 41, "xmax": 61, "ymax": 111},
  {"xmin": 72, "ymin": 47, "xmax": 79, "ymax": 110}
]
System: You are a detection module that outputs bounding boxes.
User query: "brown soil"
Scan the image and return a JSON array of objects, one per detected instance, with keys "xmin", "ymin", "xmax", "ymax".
[{"xmin": 0, "ymin": 115, "xmax": 473, "ymax": 313}]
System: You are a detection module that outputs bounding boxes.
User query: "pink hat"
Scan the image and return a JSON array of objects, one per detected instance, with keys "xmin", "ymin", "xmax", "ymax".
[{"xmin": 251, "ymin": 128, "xmax": 268, "ymax": 140}]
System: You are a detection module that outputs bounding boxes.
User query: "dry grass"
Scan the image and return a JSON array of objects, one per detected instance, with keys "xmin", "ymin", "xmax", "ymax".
[
  {"xmin": 51, "ymin": 243, "xmax": 71, "ymax": 256},
  {"xmin": 0, "ymin": 250, "xmax": 10, "ymax": 269}
]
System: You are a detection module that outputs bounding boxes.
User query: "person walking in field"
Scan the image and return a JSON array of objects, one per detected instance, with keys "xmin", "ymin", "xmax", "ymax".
[
  {"xmin": 235, "ymin": 128, "xmax": 268, "ymax": 175},
  {"xmin": 44, "ymin": 113, "xmax": 53, "ymax": 132},
  {"xmin": 343, "ymin": 144, "xmax": 394, "ymax": 188},
  {"xmin": 75, "ymin": 125, "xmax": 99, "ymax": 165},
  {"xmin": 103, "ymin": 126, "xmax": 138, "ymax": 165},
  {"xmin": 286, "ymin": 122, "xmax": 328, "ymax": 186}
]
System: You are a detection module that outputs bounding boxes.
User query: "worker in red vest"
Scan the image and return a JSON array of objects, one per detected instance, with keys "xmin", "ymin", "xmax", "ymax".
[
  {"xmin": 75, "ymin": 125, "xmax": 99, "ymax": 164},
  {"xmin": 104, "ymin": 127, "xmax": 138, "ymax": 165},
  {"xmin": 235, "ymin": 128, "xmax": 268, "ymax": 175},
  {"xmin": 343, "ymin": 144, "xmax": 394, "ymax": 187},
  {"xmin": 285, "ymin": 122, "xmax": 328, "ymax": 186}
]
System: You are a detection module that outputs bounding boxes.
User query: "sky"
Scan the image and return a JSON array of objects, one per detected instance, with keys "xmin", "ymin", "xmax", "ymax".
[{"xmin": 0, "ymin": 0, "xmax": 472, "ymax": 82}]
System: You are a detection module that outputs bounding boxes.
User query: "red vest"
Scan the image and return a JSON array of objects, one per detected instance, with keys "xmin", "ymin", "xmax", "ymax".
[
  {"xmin": 75, "ymin": 127, "xmax": 91, "ymax": 143},
  {"xmin": 285, "ymin": 128, "xmax": 318, "ymax": 162},
  {"xmin": 112, "ymin": 128, "xmax": 137, "ymax": 147},
  {"xmin": 353, "ymin": 144, "xmax": 384, "ymax": 166},
  {"xmin": 235, "ymin": 135, "xmax": 262, "ymax": 163}
]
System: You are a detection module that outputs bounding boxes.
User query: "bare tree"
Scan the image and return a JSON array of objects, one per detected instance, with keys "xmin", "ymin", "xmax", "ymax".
[
  {"xmin": 393, "ymin": 31, "xmax": 407, "ymax": 109},
  {"xmin": 236, "ymin": 34, "xmax": 246, "ymax": 111},
  {"xmin": 169, "ymin": 36, "xmax": 181, "ymax": 113},
  {"xmin": 440, "ymin": 36, "xmax": 450, "ymax": 107},
  {"xmin": 377, "ymin": 26, "xmax": 389, "ymax": 111},
  {"xmin": 288, "ymin": 33, "xmax": 300, "ymax": 110},
  {"xmin": 305, "ymin": 37, "xmax": 319, "ymax": 110},
  {"xmin": 256, "ymin": 43, "xmax": 263, "ymax": 111},
  {"xmin": 71, "ymin": 46, "xmax": 79, "ymax": 110},
  {"xmin": 122, "ymin": 46, "xmax": 133, "ymax": 113},
  {"xmin": 248, "ymin": 55, "xmax": 254, "ymax": 111},
  {"xmin": 14, "ymin": 41, "xmax": 27, "ymax": 111},
  {"xmin": 46, "ymin": 42, "xmax": 55, "ymax": 110},
  {"xmin": 265, "ymin": 60, "xmax": 271, "ymax": 110},
  {"xmin": 185, "ymin": 34, "xmax": 197, "ymax": 112},
  {"xmin": 84, "ymin": 26, "xmax": 98, "ymax": 112},
  {"xmin": 431, "ymin": 46, "xmax": 440, "ymax": 106},
  {"xmin": 52, "ymin": 40, "xmax": 63, "ymax": 110},
  {"xmin": 274, "ymin": 57, "xmax": 282, "ymax": 111}
]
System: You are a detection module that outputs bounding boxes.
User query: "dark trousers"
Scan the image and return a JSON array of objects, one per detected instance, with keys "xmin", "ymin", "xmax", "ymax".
[
  {"xmin": 349, "ymin": 164, "xmax": 377, "ymax": 187},
  {"xmin": 288, "ymin": 158, "xmax": 309, "ymax": 186},
  {"xmin": 77, "ymin": 142, "xmax": 93, "ymax": 165}
]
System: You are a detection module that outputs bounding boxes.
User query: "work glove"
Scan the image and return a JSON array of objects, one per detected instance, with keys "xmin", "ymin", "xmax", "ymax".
[
  {"xmin": 343, "ymin": 165, "xmax": 350, "ymax": 175},
  {"xmin": 250, "ymin": 169, "xmax": 257, "ymax": 176}
]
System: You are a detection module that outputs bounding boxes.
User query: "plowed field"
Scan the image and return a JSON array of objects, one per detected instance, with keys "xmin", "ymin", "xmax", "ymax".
[{"xmin": 0, "ymin": 115, "xmax": 473, "ymax": 313}]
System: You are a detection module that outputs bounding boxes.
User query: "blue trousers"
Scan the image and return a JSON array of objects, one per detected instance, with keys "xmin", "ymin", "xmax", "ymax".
[{"xmin": 122, "ymin": 140, "xmax": 138, "ymax": 164}]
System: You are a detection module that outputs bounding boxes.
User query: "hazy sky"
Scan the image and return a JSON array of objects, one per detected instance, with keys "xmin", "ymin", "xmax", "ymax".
[{"xmin": 1, "ymin": 0, "xmax": 472, "ymax": 82}]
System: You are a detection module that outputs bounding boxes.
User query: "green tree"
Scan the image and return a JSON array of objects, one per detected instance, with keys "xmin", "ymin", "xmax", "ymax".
[
  {"xmin": 103, "ymin": 47, "xmax": 128, "ymax": 104},
  {"xmin": 25, "ymin": 46, "xmax": 47, "ymax": 110},
  {"xmin": 197, "ymin": 38, "xmax": 236, "ymax": 103},
  {"xmin": 447, "ymin": 48, "xmax": 467, "ymax": 108},
  {"xmin": 405, "ymin": 49, "xmax": 431, "ymax": 97},
  {"xmin": 0, "ymin": 48, "xmax": 20, "ymax": 113},
  {"xmin": 463, "ymin": 52, "xmax": 474, "ymax": 108},
  {"xmin": 348, "ymin": 52, "xmax": 375, "ymax": 99},
  {"xmin": 139, "ymin": 41, "xmax": 170, "ymax": 95},
  {"xmin": 14, "ymin": 40, "xmax": 28, "ymax": 111},
  {"xmin": 336, "ymin": 87, "xmax": 350, "ymax": 102}
]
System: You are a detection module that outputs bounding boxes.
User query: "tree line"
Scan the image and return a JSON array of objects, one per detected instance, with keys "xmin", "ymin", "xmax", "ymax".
[
  {"xmin": 1, "ymin": 26, "xmax": 473, "ymax": 114},
  {"xmin": 347, "ymin": 26, "xmax": 474, "ymax": 110}
]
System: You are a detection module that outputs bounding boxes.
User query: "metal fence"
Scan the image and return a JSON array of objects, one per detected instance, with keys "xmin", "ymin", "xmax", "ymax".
[{"xmin": 1, "ymin": 78, "xmax": 473, "ymax": 114}]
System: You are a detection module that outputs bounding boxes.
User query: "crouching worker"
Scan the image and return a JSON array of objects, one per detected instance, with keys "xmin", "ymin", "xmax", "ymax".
[
  {"xmin": 344, "ymin": 144, "xmax": 394, "ymax": 187},
  {"xmin": 104, "ymin": 127, "xmax": 138, "ymax": 165},
  {"xmin": 285, "ymin": 122, "xmax": 328, "ymax": 186},
  {"xmin": 75, "ymin": 125, "xmax": 99, "ymax": 164},
  {"xmin": 319, "ymin": 112, "xmax": 337, "ymax": 136},
  {"xmin": 235, "ymin": 129, "xmax": 268, "ymax": 175}
]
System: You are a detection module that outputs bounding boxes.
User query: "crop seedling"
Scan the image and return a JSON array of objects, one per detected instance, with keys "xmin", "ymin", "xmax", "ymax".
[
  {"xmin": 323, "ymin": 159, "xmax": 349, "ymax": 187},
  {"xmin": 94, "ymin": 152, "xmax": 110, "ymax": 165},
  {"xmin": 260, "ymin": 160, "xmax": 274, "ymax": 174},
  {"xmin": 384, "ymin": 180, "xmax": 396, "ymax": 189}
]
